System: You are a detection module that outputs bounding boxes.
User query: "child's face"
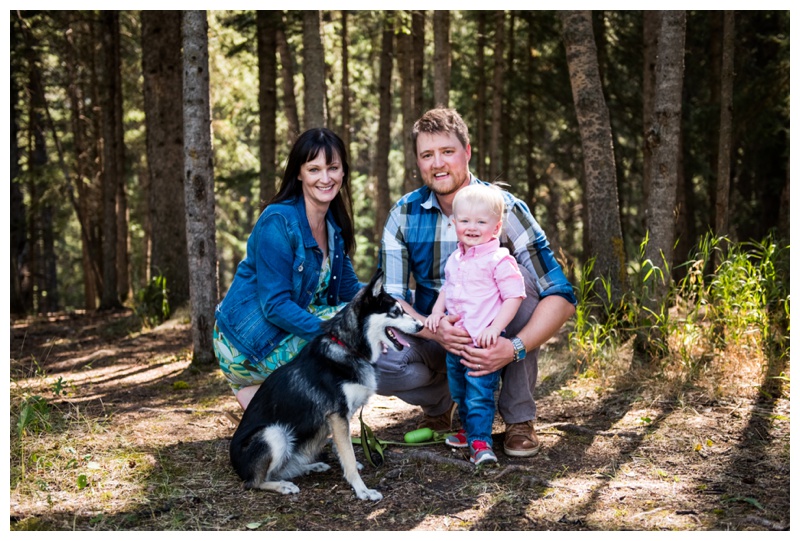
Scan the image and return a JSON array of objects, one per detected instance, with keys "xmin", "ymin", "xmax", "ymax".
[{"xmin": 453, "ymin": 202, "xmax": 502, "ymax": 249}]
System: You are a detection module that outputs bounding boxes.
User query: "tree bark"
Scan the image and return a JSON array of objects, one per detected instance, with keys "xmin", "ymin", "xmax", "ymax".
[
  {"xmin": 642, "ymin": 11, "xmax": 659, "ymax": 220},
  {"xmin": 643, "ymin": 11, "xmax": 686, "ymax": 306},
  {"xmin": 502, "ymin": 10, "xmax": 515, "ymax": 181},
  {"xmin": 412, "ymin": 10, "xmax": 425, "ymax": 116},
  {"xmin": 433, "ymin": 10, "xmax": 450, "ymax": 108},
  {"xmin": 65, "ymin": 15, "xmax": 101, "ymax": 310},
  {"xmin": 373, "ymin": 14, "xmax": 394, "ymax": 261},
  {"xmin": 142, "ymin": 10, "xmax": 190, "ymax": 309},
  {"xmin": 98, "ymin": 11, "xmax": 122, "ymax": 310},
  {"xmin": 489, "ymin": 10, "xmax": 506, "ymax": 181},
  {"xmin": 277, "ymin": 16, "xmax": 300, "ymax": 141},
  {"xmin": 399, "ymin": 13, "xmax": 418, "ymax": 193},
  {"xmin": 302, "ymin": 10, "xmax": 326, "ymax": 129},
  {"xmin": 714, "ymin": 11, "xmax": 734, "ymax": 242},
  {"xmin": 257, "ymin": 11, "xmax": 279, "ymax": 207},
  {"xmin": 10, "ymin": 19, "xmax": 27, "ymax": 316},
  {"xmin": 340, "ymin": 10, "xmax": 351, "ymax": 157},
  {"xmin": 560, "ymin": 10, "xmax": 625, "ymax": 303},
  {"xmin": 475, "ymin": 12, "xmax": 487, "ymax": 179},
  {"xmin": 182, "ymin": 10, "xmax": 219, "ymax": 368},
  {"xmin": 112, "ymin": 13, "xmax": 130, "ymax": 303}
]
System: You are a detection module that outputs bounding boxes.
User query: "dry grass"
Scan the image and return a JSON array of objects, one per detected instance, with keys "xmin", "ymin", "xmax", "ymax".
[{"xmin": 9, "ymin": 310, "xmax": 790, "ymax": 531}]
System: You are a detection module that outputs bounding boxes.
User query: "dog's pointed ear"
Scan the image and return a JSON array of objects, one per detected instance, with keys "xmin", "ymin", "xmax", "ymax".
[{"xmin": 368, "ymin": 269, "xmax": 385, "ymax": 297}]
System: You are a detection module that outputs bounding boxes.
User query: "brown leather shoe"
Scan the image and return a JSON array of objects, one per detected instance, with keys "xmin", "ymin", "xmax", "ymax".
[
  {"xmin": 417, "ymin": 402, "xmax": 457, "ymax": 432},
  {"xmin": 503, "ymin": 420, "xmax": 541, "ymax": 457}
]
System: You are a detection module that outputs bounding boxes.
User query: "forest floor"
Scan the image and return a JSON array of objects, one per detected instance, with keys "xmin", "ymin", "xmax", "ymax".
[{"xmin": 9, "ymin": 309, "xmax": 791, "ymax": 532}]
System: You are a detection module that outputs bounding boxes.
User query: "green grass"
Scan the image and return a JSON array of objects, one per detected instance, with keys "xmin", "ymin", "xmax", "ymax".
[{"xmin": 569, "ymin": 232, "xmax": 789, "ymax": 395}]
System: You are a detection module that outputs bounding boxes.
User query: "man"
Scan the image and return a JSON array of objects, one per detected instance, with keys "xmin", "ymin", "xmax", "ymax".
[{"xmin": 376, "ymin": 108, "xmax": 576, "ymax": 457}]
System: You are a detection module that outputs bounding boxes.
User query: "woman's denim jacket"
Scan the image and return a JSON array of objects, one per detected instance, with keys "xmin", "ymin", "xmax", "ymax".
[{"xmin": 214, "ymin": 196, "xmax": 360, "ymax": 362}]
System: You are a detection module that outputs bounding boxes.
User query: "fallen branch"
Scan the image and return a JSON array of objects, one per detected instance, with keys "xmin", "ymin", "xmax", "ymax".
[
  {"xmin": 745, "ymin": 515, "xmax": 787, "ymax": 531},
  {"xmin": 552, "ymin": 423, "xmax": 641, "ymax": 439},
  {"xmin": 404, "ymin": 449, "xmax": 474, "ymax": 472}
]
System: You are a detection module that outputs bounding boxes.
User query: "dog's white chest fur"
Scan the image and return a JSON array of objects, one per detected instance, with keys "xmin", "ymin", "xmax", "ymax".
[{"xmin": 342, "ymin": 371, "xmax": 376, "ymax": 414}]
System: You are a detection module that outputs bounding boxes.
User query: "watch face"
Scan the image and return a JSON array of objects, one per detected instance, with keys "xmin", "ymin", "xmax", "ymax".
[{"xmin": 513, "ymin": 337, "xmax": 525, "ymax": 360}]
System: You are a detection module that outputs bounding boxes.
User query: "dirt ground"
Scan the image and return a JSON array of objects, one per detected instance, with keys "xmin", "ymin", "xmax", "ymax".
[{"xmin": 9, "ymin": 310, "xmax": 791, "ymax": 531}]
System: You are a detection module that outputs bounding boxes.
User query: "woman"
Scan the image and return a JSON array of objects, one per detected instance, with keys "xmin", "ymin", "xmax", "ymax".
[{"xmin": 214, "ymin": 128, "xmax": 360, "ymax": 410}]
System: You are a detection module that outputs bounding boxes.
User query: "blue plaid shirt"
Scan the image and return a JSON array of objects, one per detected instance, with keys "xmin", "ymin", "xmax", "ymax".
[{"xmin": 379, "ymin": 176, "xmax": 576, "ymax": 317}]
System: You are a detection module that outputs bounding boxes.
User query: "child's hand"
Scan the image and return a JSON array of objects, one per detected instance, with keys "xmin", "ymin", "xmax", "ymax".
[
  {"xmin": 425, "ymin": 312, "xmax": 445, "ymax": 333},
  {"xmin": 476, "ymin": 327, "xmax": 500, "ymax": 348}
]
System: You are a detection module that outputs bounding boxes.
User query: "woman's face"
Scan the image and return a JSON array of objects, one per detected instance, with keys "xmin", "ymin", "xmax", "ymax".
[{"xmin": 299, "ymin": 150, "xmax": 344, "ymax": 211}]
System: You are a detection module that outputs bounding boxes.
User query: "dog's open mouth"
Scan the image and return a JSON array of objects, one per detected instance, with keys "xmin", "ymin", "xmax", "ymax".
[{"xmin": 385, "ymin": 327, "xmax": 410, "ymax": 350}]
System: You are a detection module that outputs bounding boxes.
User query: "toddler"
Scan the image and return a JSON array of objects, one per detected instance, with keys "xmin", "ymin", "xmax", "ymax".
[{"xmin": 425, "ymin": 184, "xmax": 526, "ymax": 465}]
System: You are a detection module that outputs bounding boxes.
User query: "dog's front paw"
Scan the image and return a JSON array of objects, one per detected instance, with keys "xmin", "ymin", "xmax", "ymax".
[
  {"xmin": 355, "ymin": 487, "xmax": 383, "ymax": 501},
  {"xmin": 276, "ymin": 481, "xmax": 300, "ymax": 494}
]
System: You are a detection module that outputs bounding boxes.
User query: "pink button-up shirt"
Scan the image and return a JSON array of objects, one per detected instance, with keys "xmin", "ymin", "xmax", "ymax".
[{"xmin": 442, "ymin": 238, "xmax": 526, "ymax": 343}]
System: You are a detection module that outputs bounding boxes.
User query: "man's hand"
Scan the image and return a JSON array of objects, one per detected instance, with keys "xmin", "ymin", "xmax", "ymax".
[
  {"xmin": 459, "ymin": 336, "xmax": 514, "ymax": 377},
  {"xmin": 432, "ymin": 314, "xmax": 472, "ymax": 354}
]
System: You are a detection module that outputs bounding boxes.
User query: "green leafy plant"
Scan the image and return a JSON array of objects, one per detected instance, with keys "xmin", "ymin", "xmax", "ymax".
[
  {"xmin": 17, "ymin": 395, "xmax": 52, "ymax": 437},
  {"xmin": 133, "ymin": 274, "xmax": 170, "ymax": 328},
  {"xmin": 50, "ymin": 376, "xmax": 67, "ymax": 397}
]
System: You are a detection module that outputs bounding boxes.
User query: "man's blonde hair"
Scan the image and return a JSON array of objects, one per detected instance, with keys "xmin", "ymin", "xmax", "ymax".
[{"xmin": 452, "ymin": 184, "xmax": 506, "ymax": 223}]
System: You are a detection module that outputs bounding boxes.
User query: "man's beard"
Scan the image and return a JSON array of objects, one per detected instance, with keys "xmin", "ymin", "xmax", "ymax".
[{"xmin": 424, "ymin": 172, "xmax": 468, "ymax": 197}]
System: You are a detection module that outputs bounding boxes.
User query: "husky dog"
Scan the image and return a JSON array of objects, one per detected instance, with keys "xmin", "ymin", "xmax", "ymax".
[{"xmin": 229, "ymin": 269, "xmax": 422, "ymax": 500}]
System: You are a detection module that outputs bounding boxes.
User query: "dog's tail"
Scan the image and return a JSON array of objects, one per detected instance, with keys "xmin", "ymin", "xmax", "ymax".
[{"xmin": 230, "ymin": 424, "xmax": 294, "ymax": 488}]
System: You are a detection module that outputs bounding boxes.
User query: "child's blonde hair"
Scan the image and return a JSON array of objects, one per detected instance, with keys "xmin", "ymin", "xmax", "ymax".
[{"xmin": 452, "ymin": 184, "xmax": 506, "ymax": 223}]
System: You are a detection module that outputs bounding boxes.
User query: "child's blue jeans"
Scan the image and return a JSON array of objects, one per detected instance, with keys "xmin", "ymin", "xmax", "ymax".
[{"xmin": 446, "ymin": 351, "xmax": 501, "ymax": 445}]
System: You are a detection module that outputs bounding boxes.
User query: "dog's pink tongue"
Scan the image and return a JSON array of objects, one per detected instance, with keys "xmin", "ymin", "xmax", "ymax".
[{"xmin": 392, "ymin": 329, "xmax": 411, "ymax": 347}]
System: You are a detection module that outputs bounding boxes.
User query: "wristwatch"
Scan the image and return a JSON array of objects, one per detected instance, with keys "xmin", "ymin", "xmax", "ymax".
[{"xmin": 510, "ymin": 336, "xmax": 527, "ymax": 363}]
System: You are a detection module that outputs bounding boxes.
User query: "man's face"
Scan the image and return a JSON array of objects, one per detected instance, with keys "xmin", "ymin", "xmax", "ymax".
[{"xmin": 416, "ymin": 131, "xmax": 471, "ymax": 197}]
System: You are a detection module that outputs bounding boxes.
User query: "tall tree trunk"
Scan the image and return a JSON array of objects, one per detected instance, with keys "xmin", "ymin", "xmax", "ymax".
[
  {"xmin": 489, "ymin": 10, "xmax": 506, "ymax": 181},
  {"xmin": 277, "ymin": 16, "xmax": 300, "ymax": 141},
  {"xmin": 412, "ymin": 10, "xmax": 424, "ymax": 115},
  {"xmin": 560, "ymin": 10, "xmax": 625, "ymax": 303},
  {"xmin": 111, "ymin": 13, "xmax": 130, "ymax": 303},
  {"xmin": 475, "ymin": 12, "xmax": 487, "ymax": 179},
  {"xmin": 10, "ymin": 19, "xmax": 27, "ymax": 316},
  {"xmin": 433, "ymin": 10, "xmax": 450, "ymax": 108},
  {"xmin": 24, "ymin": 12, "xmax": 99, "ymax": 311},
  {"xmin": 99, "ymin": 11, "xmax": 122, "ymax": 310},
  {"xmin": 257, "ymin": 11, "xmax": 278, "ymax": 207},
  {"xmin": 373, "ymin": 14, "xmax": 394, "ymax": 261},
  {"xmin": 28, "ymin": 69, "xmax": 46, "ymax": 313},
  {"xmin": 714, "ymin": 11, "xmax": 734, "ymax": 243},
  {"xmin": 674, "ymin": 128, "xmax": 691, "ymax": 279},
  {"xmin": 502, "ymin": 10, "xmax": 515, "ymax": 181},
  {"xmin": 399, "ymin": 13, "xmax": 418, "ymax": 193},
  {"xmin": 65, "ymin": 15, "xmax": 100, "ymax": 310},
  {"xmin": 142, "ymin": 11, "xmax": 190, "ymax": 309},
  {"xmin": 88, "ymin": 17, "xmax": 105, "ymax": 303},
  {"xmin": 40, "ymin": 204, "xmax": 59, "ymax": 313},
  {"xmin": 708, "ymin": 12, "xmax": 723, "ymax": 231},
  {"xmin": 340, "ymin": 10, "xmax": 351, "ymax": 157},
  {"xmin": 643, "ymin": 11, "xmax": 686, "ymax": 308},
  {"xmin": 182, "ymin": 10, "xmax": 219, "ymax": 368},
  {"xmin": 642, "ymin": 11, "xmax": 659, "ymax": 221},
  {"xmin": 302, "ymin": 10, "xmax": 326, "ymax": 129}
]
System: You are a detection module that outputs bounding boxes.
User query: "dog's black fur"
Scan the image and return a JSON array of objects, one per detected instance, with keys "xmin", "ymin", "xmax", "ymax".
[{"xmin": 229, "ymin": 270, "xmax": 422, "ymax": 500}]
